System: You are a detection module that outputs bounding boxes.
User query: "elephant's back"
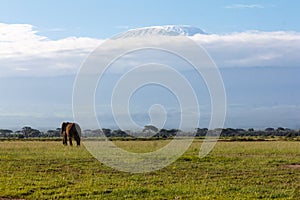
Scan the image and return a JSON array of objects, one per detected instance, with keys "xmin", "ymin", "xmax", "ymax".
[{"xmin": 65, "ymin": 123, "xmax": 74, "ymax": 133}]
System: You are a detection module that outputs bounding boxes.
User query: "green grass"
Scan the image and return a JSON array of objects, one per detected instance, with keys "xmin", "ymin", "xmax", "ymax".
[{"xmin": 0, "ymin": 140, "xmax": 299, "ymax": 199}]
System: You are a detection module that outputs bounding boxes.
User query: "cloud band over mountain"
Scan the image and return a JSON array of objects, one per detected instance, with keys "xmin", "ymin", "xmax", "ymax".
[{"xmin": 1, "ymin": 23, "xmax": 300, "ymax": 77}]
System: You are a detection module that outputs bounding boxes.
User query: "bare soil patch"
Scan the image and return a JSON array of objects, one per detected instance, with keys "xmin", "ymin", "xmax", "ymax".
[{"xmin": 283, "ymin": 164, "xmax": 300, "ymax": 169}]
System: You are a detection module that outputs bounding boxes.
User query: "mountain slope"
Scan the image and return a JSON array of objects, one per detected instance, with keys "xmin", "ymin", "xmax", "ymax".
[{"xmin": 119, "ymin": 25, "xmax": 207, "ymax": 38}]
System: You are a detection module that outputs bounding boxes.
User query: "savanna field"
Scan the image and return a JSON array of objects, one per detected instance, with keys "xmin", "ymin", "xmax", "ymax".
[{"xmin": 0, "ymin": 140, "xmax": 299, "ymax": 199}]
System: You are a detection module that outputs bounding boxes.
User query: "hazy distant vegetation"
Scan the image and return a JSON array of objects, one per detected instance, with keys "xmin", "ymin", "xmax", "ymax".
[{"xmin": 0, "ymin": 126, "xmax": 299, "ymax": 140}]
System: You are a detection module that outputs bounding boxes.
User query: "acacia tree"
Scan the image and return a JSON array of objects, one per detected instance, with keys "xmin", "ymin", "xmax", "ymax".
[
  {"xmin": 0, "ymin": 129, "xmax": 13, "ymax": 137},
  {"xmin": 143, "ymin": 125, "xmax": 159, "ymax": 133},
  {"xmin": 21, "ymin": 126, "xmax": 41, "ymax": 137}
]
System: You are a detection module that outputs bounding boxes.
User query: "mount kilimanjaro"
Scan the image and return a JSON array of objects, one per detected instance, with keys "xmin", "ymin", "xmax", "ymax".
[{"xmin": 119, "ymin": 25, "xmax": 207, "ymax": 38}]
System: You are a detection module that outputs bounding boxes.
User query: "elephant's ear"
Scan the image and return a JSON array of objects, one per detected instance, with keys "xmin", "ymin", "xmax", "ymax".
[{"xmin": 61, "ymin": 122, "xmax": 67, "ymax": 132}]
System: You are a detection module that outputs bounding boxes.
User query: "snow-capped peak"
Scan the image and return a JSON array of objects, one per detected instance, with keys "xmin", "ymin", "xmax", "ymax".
[{"xmin": 118, "ymin": 25, "xmax": 207, "ymax": 38}]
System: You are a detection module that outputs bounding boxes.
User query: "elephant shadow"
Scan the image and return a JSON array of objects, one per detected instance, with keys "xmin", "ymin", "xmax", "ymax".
[{"xmin": 61, "ymin": 122, "xmax": 81, "ymax": 146}]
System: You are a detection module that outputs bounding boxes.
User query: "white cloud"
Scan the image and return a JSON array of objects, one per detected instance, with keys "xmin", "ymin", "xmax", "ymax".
[
  {"xmin": 0, "ymin": 23, "xmax": 103, "ymax": 77},
  {"xmin": 191, "ymin": 31, "xmax": 300, "ymax": 68},
  {"xmin": 15, "ymin": 67, "xmax": 31, "ymax": 71},
  {"xmin": 1, "ymin": 23, "xmax": 300, "ymax": 77},
  {"xmin": 224, "ymin": 4, "xmax": 264, "ymax": 9}
]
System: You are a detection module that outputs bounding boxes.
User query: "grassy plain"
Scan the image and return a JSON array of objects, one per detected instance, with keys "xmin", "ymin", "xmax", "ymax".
[{"xmin": 0, "ymin": 140, "xmax": 299, "ymax": 199}]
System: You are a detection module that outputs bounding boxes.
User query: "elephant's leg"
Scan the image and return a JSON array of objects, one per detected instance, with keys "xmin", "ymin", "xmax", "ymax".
[
  {"xmin": 75, "ymin": 134, "xmax": 80, "ymax": 146},
  {"xmin": 69, "ymin": 135, "xmax": 73, "ymax": 146},
  {"xmin": 63, "ymin": 133, "xmax": 67, "ymax": 145}
]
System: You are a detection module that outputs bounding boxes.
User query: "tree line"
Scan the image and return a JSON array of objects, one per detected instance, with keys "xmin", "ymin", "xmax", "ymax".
[
  {"xmin": 0, "ymin": 127, "xmax": 61, "ymax": 138},
  {"xmin": 196, "ymin": 127, "xmax": 300, "ymax": 138},
  {"xmin": 0, "ymin": 126, "xmax": 299, "ymax": 139}
]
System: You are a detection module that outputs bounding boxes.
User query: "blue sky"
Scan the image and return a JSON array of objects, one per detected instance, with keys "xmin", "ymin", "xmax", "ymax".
[
  {"xmin": 0, "ymin": 0, "xmax": 300, "ymax": 130},
  {"xmin": 1, "ymin": 0, "xmax": 300, "ymax": 39}
]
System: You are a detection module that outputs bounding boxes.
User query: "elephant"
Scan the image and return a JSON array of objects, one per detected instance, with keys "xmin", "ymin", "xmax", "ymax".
[{"xmin": 61, "ymin": 122, "xmax": 81, "ymax": 146}]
